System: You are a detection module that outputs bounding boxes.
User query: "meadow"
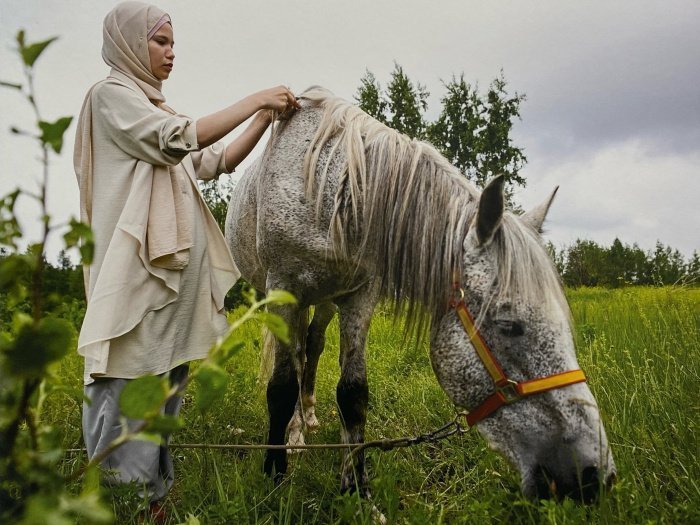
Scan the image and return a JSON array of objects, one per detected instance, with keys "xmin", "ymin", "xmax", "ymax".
[{"xmin": 53, "ymin": 286, "xmax": 699, "ymax": 524}]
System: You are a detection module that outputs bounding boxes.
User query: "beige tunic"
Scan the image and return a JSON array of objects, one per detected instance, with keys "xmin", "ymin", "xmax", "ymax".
[{"xmin": 78, "ymin": 78, "xmax": 240, "ymax": 384}]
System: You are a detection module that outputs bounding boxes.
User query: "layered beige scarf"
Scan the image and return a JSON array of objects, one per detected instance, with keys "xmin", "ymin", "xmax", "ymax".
[{"xmin": 74, "ymin": 1, "xmax": 192, "ymax": 278}]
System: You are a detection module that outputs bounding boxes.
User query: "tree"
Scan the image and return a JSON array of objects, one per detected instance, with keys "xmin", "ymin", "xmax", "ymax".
[
  {"xmin": 199, "ymin": 176, "xmax": 235, "ymax": 232},
  {"xmin": 354, "ymin": 70, "xmax": 388, "ymax": 125},
  {"xmin": 685, "ymin": 251, "xmax": 700, "ymax": 285},
  {"xmin": 385, "ymin": 63, "xmax": 429, "ymax": 139},
  {"xmin": 428, "ymin": 73, "xmax": 526, "ymax": 192},
  {"xmin": 354, "ymin": 66, "xmax": 527, "ymax": 200},
  {"xmin": 355, "ymin": 63, "xmax": 428, "ymax": 139},
  {"xmin": 648, "ymin": 241, "xmax": 685, "ymax": 286},
  {"xmin": 563, "ymin": 239, "xmax": 607, "ymax": 287}
]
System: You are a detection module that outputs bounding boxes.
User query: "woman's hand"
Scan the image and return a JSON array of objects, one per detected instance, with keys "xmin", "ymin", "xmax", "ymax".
[
  {"xmin": 196, "ymin": 86, "xmax": 300, "ymax": 149},
  {"xmin": 256, "ymin": 86, "xmax": 301, "ymax": 113}
]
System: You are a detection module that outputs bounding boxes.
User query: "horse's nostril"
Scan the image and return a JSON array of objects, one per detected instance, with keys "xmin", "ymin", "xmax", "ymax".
[
  {"xmin": 605, "ymin": 471, "xmax": 617, "ymax": 490},
  {"xmin": 579, "ymin": 466, "xmax": 600, "ymax": 504},
  {"xmin": 534, "ymin": 465, "xmax": 556, "ymax": 500}
]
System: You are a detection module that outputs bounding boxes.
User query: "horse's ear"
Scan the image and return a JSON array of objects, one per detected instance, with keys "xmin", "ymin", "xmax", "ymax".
[
  {"xmin": 521, "ymin": 186, "xmax": 559, "ymax": 233},
  {"xmin": 476, "ymin": 175, "xmax": 505, "ymax": 245}
]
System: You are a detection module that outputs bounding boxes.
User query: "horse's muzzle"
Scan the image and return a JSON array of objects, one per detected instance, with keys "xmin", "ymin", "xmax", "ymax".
[{"xmin": 532, "ymin": 464, "xmax": 616, "ymax": 503}]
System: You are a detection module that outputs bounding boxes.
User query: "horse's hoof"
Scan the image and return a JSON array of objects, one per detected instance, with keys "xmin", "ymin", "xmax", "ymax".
[
  {"xmin": 286, "ymin": 431, "xmax": 306, "ymax": 454},
  {"xmin": 304, "ymin": 414, "xmax": 320, "ymax": 431},
  {"xmin": 263, "ymin": 450, "xmax": 288, "ymax": 479},
  {"xmin": 340, "ymin": 469, "xmax": 370, "ymax": 496}
]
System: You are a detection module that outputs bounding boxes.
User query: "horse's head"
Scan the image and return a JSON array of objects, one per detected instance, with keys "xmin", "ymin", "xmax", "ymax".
[{"xmin": 430, "ymin": 176, "xmax": 616, "ymax": 502}]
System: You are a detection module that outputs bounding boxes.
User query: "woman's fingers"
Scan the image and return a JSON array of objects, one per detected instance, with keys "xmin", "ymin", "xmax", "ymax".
[{"xmin": 261, "ymin": 86, "xmax": 301, "ymax": 112}]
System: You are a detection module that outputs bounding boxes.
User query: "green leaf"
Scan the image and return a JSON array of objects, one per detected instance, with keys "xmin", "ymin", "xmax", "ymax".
[
  {"xmin": 193, "ymin": 363, "xmax": 228, "ymax": 412},
  {"xmin": 241, "ymin": 285, "xmax": 257, "ymax": 305},
  {"xmin": 182, "ymin": 514, "xmax": 202, "ymax": 525},
  {"xmin": 0, "ymin": 189, "xmax": 22, "ymax": 249},
  {"xmin": 63, "ymin": 218, "xmax": 94, "ymax": 264},
  {"xmin": 128, "ymin": 431, "xmax": 162, "ymax": 446},
  {"xmin": 145, "ymin": 414, "xmax": 185, "ymax": 435},
  {"xmin": 118, "ymin": 375, "xmax": 167, "ymax": 419},
  {"xmin": 4, "ymin": 318, "xmax": 72, "ymax": 378},
  {"xmin": 20, "ymin": 36, "xmax": 58, "ymax": 67},
  {"xmin": 264, "ymin": 289, "xmax": 297, "ymax": 305},
  {"xmin": 0, "ymin": 80, "xmax": 22, "ymax": 90},
  {"xmin": 60, "ymin": 491, "xmax": 113, "ymax": 524},
  {"xmin": 0, "ymin": 254, "xmax": 32, "ymax": 293},
  {"xmin": 216, "ymin": 338, "xmax": 244, "ymax": 365},
  {"xmin": 255, "ymin": 311, "xmax": 290, "ymax": 344},
  {"xmin": 39, "ymin": 116, "xmax": 73, "ymax": 154}
]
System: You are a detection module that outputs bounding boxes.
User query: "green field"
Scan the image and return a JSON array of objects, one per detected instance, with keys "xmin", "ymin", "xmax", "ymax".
[{"xmin": 53, "ymin": 287, "xmax": 699, "ymax": 524}]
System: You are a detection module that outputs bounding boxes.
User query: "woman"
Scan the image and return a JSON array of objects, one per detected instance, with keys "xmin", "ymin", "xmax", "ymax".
[{"xmin": 73, "ymin": 1, "xmax": 299, "ymax": 515}]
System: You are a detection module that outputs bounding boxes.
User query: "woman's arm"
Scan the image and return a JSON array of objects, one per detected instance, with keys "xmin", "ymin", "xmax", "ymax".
[
  {"xmin": 196, "ymin": 86, "xmax": 299, "ymax": 149},
  {"xmin": 222, "ymin": 110, "xmax": 273, "ymax": 172}
]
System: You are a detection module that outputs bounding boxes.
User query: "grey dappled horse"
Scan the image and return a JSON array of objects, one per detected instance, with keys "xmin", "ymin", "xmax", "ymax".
[{"xmin": 225, "ymin": 87, "xmax": 615, "ymax": 501}]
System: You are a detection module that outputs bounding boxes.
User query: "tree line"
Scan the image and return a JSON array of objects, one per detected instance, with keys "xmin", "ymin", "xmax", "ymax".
[
  {"xmin": 550, "ymin": 238, "xmax": 698, "ymax": 288},
  {"xmin": 3, "ymin": 62, "xmax": 696, "ymax": 337},
  {"xmin": 4, "ymin": 230, "xmax": 695, "ymax": 335}
]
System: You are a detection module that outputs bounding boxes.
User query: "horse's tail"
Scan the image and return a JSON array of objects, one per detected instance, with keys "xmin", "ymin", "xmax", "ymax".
[
  {"xmin": 258, "ymin": 326, "xmax": 276, "ymax": 385},
  {"xmin": 257, "ymin": 308, "xmax": 311, "ymax": 386}
]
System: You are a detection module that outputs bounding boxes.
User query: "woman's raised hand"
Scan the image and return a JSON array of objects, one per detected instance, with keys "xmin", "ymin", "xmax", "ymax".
[{"xmin": 257, "ymin": 86, "xmax": 301, "ymax": 113}]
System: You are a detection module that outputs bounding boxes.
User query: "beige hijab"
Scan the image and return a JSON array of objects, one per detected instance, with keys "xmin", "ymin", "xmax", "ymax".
[{"xmin": 74, "ymin": 1, "xmax": 191, "ymax": 277}]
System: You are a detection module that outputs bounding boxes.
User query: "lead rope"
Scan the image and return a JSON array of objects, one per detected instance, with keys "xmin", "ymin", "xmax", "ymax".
[{"xmin": 63, "ymin": 414, "xmax": 470, "ymax": 456}]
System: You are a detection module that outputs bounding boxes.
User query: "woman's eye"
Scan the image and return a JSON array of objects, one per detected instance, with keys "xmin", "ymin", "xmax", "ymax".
[{"xmin": 495, "ymin": 320, "xmax": 524, "ymax": 337}]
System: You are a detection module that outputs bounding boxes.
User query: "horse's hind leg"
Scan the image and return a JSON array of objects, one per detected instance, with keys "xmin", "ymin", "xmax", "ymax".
[
  {"xmin": 264, "ymin": 300, "xmax": 304, "ymax": 481},
  {"xmin": 287, "ymin": 303, "xmax": 337, "ymax": 448},
  {"xmin": 335, "ymin": 285, "xmax": 377, "ymax": 495},
  {"xmin": 302, "ymin": 302, "xmax": 337, "ymax": 429}
]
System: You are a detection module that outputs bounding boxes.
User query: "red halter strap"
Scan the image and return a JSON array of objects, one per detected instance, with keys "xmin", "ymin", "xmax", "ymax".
[{"xmin": 450, "ymin": 289, "xmax": 587, "ymax": 427}]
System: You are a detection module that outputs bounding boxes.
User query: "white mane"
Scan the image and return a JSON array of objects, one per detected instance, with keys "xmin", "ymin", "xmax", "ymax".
[{"xmin": 295, "ymin": 87, "xmax": 568, "ymax": 330}]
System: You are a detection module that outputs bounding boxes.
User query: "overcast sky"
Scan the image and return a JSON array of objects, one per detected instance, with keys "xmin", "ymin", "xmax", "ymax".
[{"xmin": 1, "ymin": 0, "xmax": 698, "ymax": 261}]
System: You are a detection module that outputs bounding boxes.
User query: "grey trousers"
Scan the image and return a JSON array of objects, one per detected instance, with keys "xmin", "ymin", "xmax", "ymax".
[{"xmin": 82, "ymin": 365, "xmax": 188, "ymax": 502}]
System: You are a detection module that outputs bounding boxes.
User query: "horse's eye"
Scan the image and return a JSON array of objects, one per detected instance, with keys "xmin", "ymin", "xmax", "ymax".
[{"xmin": 495, "ymin": 320, "xmax": 524, "ymax": 337}]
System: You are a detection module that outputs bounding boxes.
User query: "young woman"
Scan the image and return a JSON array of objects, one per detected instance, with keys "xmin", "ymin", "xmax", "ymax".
[{"xmin": 74, "ymin": 1, "xmax": 299, "ymax": 516}]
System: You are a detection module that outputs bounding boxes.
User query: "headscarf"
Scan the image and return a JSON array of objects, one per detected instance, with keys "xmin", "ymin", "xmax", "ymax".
[
  {"xmin": 74, "ymin": 1, "xmax": 192, "ymax": 280},
  {"xmin": 101, "ymin": 1, "xmax": 170, "ymax": 105}
]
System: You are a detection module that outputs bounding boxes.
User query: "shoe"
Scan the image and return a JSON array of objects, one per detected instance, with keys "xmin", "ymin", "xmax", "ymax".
[{"xmin": 138, "ymin": 501, "xmax": 167, "ymax": 525}]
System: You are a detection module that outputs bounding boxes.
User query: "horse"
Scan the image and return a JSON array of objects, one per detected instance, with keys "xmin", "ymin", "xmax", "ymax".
[{"xmin": 225, "ymin": 86, "xmax": 616, "ymax": 501}]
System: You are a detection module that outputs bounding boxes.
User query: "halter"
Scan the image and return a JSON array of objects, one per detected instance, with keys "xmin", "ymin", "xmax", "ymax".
[{"xmin": 449, "ymin": 286, "xmax": 587, "ymax": 427}]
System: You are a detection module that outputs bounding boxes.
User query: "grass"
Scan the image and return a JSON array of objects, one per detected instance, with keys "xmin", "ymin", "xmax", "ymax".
[{"xmin": 49, "ymin": 287, "xmax": 699, "ymax": 524}]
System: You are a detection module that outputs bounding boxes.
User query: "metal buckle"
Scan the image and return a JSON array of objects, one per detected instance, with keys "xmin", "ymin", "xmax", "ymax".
[
  {"xmin": 449, "ymin": 286, "xmax": 465, "ymax": 307},
  {"xmin": 496, "ymin": 380, "xmax": 520, "ymax": 404}
]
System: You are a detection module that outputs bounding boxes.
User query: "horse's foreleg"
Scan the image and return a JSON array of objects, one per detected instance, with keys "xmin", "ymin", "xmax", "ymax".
[
  {"xmin": 264, "ymin": 301, "xmax": 303, "ymax": 482},
  {"xmin": 335, "ymin": 287, "xmax": 377, "ymax": 495}
]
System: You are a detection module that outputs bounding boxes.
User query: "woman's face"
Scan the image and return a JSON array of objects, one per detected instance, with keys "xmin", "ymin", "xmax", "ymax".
[{"xmin": 148, "ymin": 23, "xmax": 175, "ymax": 81}]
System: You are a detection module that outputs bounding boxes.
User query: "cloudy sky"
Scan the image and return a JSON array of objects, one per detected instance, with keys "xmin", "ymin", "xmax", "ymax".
[{"xmin": 1, "ymin": 0, "xmax": 698, "ymax": 260}]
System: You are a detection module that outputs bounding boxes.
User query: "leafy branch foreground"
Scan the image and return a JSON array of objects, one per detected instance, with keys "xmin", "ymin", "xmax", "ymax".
[{"xmin": 0, "ymin": 31, "xmax": 297, "ymax": 524}]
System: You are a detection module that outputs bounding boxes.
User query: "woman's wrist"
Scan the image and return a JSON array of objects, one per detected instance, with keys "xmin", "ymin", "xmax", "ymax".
[{"xmin": 254, "ymin": 109, "xmax": 274, "ymax": 127}]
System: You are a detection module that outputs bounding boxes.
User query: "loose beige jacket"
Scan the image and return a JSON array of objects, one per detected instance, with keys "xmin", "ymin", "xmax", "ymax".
[{"xmin": 77, "ymin": 76, "xmax": 240, "ymax": 383}]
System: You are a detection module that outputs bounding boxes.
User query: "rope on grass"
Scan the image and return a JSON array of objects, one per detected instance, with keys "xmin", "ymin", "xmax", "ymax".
[{"xmin": 64, "ymin": 415, "xmax": 470, "ymax": 456}]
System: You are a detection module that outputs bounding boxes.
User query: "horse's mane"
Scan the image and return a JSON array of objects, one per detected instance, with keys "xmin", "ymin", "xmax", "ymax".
[{"xmin": 294, "ymin": 86, "xmax": 568, "ymax": 333}]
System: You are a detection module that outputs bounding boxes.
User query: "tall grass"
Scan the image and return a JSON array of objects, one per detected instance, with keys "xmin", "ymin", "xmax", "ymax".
[{"xmin": 52, "ymin": 287, "xmax": 699, "ymax": 523}]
